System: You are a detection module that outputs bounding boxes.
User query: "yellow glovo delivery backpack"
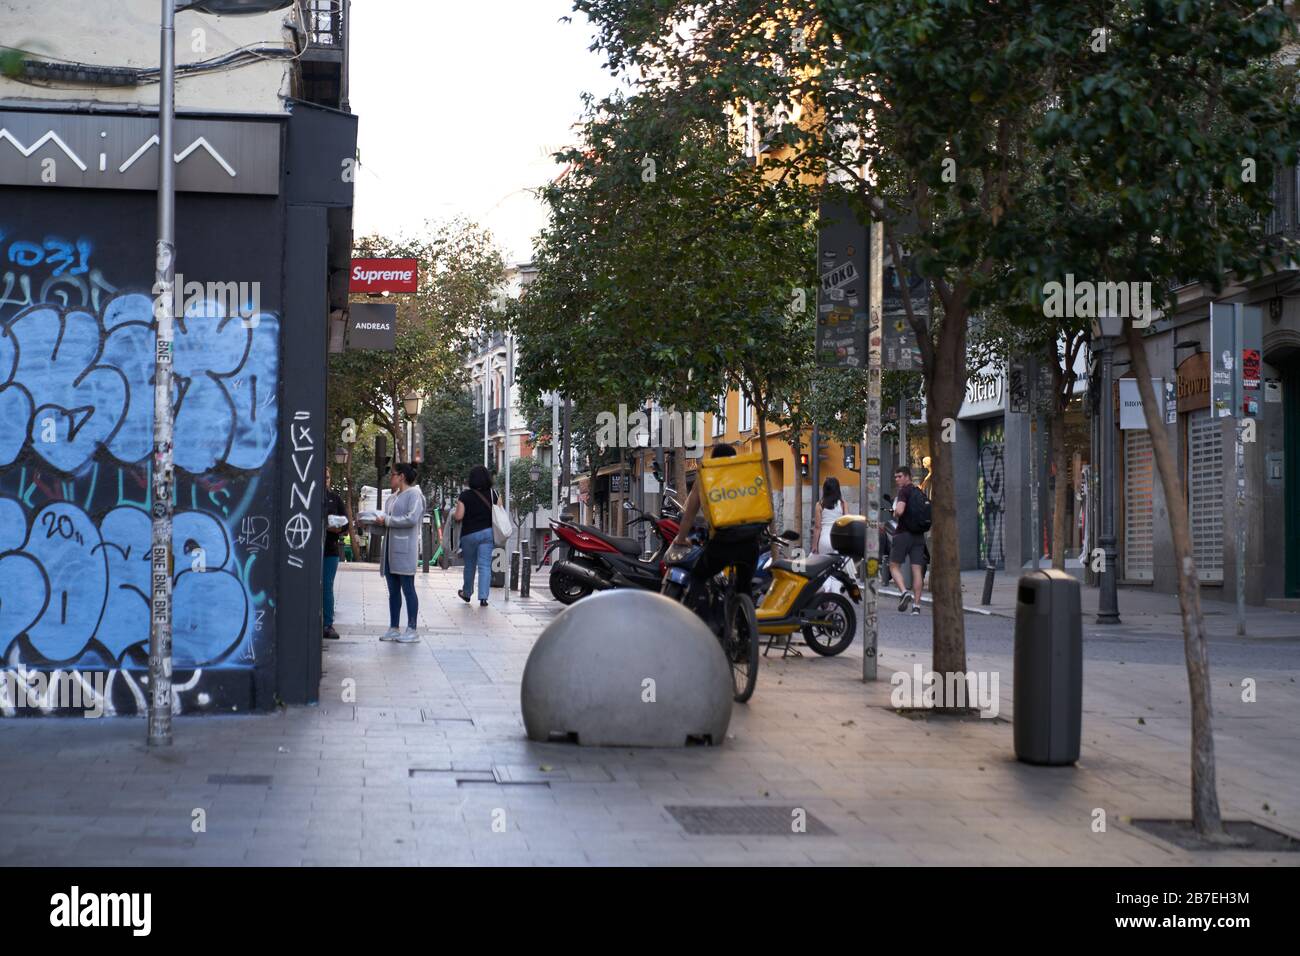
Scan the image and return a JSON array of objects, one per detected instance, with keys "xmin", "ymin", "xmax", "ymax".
[{"xmin": 697, "ymin": 451, "xmax": 773, "ymax": 533}]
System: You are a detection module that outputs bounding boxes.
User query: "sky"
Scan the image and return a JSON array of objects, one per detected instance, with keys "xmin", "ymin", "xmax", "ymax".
[{"xmin": 348, "ymin": 0, "xmax": 622, "ymax": 265}]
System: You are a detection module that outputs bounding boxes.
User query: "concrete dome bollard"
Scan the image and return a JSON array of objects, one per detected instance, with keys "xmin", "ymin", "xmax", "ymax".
[{"xmin": 521, "ymin": 589, "xmax": 733, "ymax": 747}]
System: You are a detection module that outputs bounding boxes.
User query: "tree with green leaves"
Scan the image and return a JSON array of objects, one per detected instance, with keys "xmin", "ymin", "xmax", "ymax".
[
  {"xmin": 328, "ymin": 222, "xmax": 506, "ymax": 465},
  {"xmin": 575, "ymin": 0, "xmax": 1300, "ymax": 837},
  {"xmin": 508, "ymin": 458, "xmax": 554, "ymax": 530},
  {"xmin": 514, "ymin": 90, "xmax": 819, "ymax": 541},
  {"xmin": 1024, "ymin": 0, "xmax": 1300, "ymax": 841},
  {"xmin": 416, "ymin": 388, "xmax": 484, "ymax": 509}
]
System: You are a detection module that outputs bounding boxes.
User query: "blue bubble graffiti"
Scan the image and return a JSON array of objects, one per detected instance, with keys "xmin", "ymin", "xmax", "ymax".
[
  {"xmin": 0, "ymin": 294, "xmax": 279, "ymax": 473},
  {"xmin": 0, "ymin": 229, "xmax": 279, "ymax": 703}
]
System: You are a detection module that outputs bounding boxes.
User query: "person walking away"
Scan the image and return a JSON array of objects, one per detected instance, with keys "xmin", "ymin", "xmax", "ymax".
[
  {"xmin": 322, "ymin": 467, "xmax": 350, "ymax": 640},
  {"xmin": 374, "ymin": 463, "xmax": 425, "ymax": 641},
  {"xmin": 452, "ymin": 464, "xmax": 498, "ymax": 607},
  {"xmin": 889, "ymin": 465, "xmax": 928, "ymax": 615},
  {"xmin": 811, "ymin": 476, "xmax": 844, "ymax": 555}
]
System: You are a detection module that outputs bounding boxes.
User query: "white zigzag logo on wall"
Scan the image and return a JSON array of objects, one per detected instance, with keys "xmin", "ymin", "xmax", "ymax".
[
  {"xmin": 0, "ymin": 129, "xmax": 87, "ymax": 170},
  {"xmin": 0, "ymin": 129, "xmax": 238, "ymax": 177}
]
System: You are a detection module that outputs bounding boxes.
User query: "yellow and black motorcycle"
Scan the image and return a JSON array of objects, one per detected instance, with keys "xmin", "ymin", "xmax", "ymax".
[{"xmin": 754, "ymin": 539, "xmax": 860, "ymax": 657}]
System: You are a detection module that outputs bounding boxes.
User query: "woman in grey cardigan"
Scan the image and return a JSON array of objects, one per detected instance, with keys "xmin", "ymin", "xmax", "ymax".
[{"xmin": 373, "ymin": 462, "xmax": 426, "ymax": 642}]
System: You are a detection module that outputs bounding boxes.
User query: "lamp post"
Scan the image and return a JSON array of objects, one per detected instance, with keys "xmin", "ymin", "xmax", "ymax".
[
  {"xmin": 402, "ymin": 389, "xmax": 423, "ymax": 462},
  {"xmin": 149, "ymin": 0, "xmax": 295, "ymax": 747},
  {"xmin": 1093, "ymin": 313, "xmax": 1122, "ymax": 625}
]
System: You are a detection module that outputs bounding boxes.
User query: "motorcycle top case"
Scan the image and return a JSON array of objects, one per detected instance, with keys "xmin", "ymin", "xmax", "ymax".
[
  {"xmin": 829, "ymin": 514, "xmax": 867, "ymax": 558},
  {"xmin": 697, "ymin": 451, "xmax": 773, "ymax": 532}
]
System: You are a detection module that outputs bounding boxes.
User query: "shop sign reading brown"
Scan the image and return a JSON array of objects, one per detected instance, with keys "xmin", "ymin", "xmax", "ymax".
[{"xmin": 1176, "ymin": 352, "xmax": 1210, "ymax": 412}]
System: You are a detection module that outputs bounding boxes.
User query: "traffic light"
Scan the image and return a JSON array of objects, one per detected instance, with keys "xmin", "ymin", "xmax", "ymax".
[
  {"xmin": 411, "ymin": 422, "xmax": 425, "ymax": 464},
  {"xmin": 374, "ymin": 433, "xmax": 391, "ymax": 480},
  {"xmin": 843, "ymin": 443, "xmax": 858, "ymax": 471},
  {"xmin": 799, "ymin": 452, "xmax": 810, "ymax": 478}
]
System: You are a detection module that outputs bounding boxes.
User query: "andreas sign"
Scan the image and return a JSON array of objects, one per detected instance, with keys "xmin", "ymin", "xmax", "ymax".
[{"xmin": 349, "ymin": 258, "xmax": 419, "ymax": 293}]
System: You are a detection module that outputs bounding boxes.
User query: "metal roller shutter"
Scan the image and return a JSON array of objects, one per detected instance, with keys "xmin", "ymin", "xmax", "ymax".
[
  {"xmin": 1124, "ymin": 429, "xmax": 1155, "ymax": 581},
  {"xmin": 1187, "ymin": 412, "xmax": 1225, "ymax": 583}
]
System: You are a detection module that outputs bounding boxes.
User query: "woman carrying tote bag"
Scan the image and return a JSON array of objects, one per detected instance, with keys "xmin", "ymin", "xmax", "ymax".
[{"xmin": 452, "ymin": 464, "xmax": 503, "ymax": 607}]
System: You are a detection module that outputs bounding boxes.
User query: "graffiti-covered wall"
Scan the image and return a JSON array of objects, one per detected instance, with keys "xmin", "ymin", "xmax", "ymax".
[{"xmin": 0, "ymin": 188, "xmax": 285, "ymax": 715}]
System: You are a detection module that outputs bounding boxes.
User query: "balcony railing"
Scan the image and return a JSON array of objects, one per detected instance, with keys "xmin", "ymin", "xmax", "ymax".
[{"xmin": 305, "ymin": 0, "xmax": 345, "ymax": 50}]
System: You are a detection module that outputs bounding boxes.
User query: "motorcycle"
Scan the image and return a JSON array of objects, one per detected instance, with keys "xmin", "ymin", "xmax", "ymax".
[
  {"xmin": 752, "ymin": 532, "xmax": 861, "ymax": 657},
  {"xmin": 539, "ymin": 495, "xmax": 682, "ymax": 604}
]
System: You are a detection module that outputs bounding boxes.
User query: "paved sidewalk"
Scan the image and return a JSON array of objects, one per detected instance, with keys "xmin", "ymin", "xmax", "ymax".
[
  {"xmin": 952, "ymin": 569, "xmax": 1300, "ymax": 639},
  {"xmin": 0, "ymin": 561, "xmax": 1297, "ymax": 866}
]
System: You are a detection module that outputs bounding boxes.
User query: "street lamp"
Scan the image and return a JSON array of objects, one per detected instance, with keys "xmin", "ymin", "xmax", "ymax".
[
  {"xmin": 401, "ymin": 390, "xmax": 423, "ymax": 463},
  {"xmin": 1092, "ymin": 312, "xmax": 1123, "ymax": 625},
  {"xmin": 148, "ymin": 0, "xmax": 297, "ymax": 748}
]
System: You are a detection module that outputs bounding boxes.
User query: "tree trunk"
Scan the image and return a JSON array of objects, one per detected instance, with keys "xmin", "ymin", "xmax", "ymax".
[
  {"xmin": 925, "ymin": 355, "xmax": 968, "ymax": 703},
  {"xmin": 1126, "ymin": 322, "xmax": 1227, "ymax": 840},
  {"xmin": 673, "ymin": 406, "xmax": 688, "ymax": 503}
]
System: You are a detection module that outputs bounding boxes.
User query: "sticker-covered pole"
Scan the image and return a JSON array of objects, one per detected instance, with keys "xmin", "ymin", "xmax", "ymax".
[
  {"xmin": 862, "ymin": 220, "xmax": 883, "ymax": 681},
  {"xmin": 148, "ymin": 0, "xmax": 177, "ymax": 746}
]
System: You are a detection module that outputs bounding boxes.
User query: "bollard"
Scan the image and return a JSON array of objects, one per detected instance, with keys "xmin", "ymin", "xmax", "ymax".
[
  {"xmin": 981, "ymin": 562, "xmax": 996, "ymax": 605},
  {"xmin": 520, "ymin": 542, "xmax": 531, "ymax": 597},
  {"xmin": 510, "ymin": 549, "xmax": 521, "ymax": 591}
]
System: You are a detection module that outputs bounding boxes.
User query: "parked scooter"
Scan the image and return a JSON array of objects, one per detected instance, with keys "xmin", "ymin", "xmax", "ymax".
[
  {"xmin": 753, "ymin": 532, "xmax": 861, "ymax": 657},
  {"xmin": 538, "ymin": 495, "xmax": 682, "ymax": 604}
]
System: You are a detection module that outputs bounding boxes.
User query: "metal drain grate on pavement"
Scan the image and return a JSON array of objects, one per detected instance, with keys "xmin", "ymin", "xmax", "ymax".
[
  {"xmin": 665, "ymin": 805, "xmax": 834, "ymax": 836},
  {"xmin": 207, "ymin": 774, "xmax": 273, "ymax": 786},
  {"xmin": 408, "ymin": 767, "xmax": 550, "ymax": 787}
]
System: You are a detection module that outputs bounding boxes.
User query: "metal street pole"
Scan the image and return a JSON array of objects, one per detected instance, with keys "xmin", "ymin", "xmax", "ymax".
[
  {"xmin": 809, "ymin": 424, "xmax": 820, "ymax": 553},
  {"xmin": 862, "ymin": 220, "xmax": 883, "ymax": 682},
  {"xmin": 148, "ymin": 0, "xmax": 178, "ymax": 746},
  {"xmin": 503, "ymin": 335, "xmax": 513, "ymax": 604},
  {"xmin": 1029, "ymin": 358, "xmax": 1040, "ymax": 570},
  {"xmin": 562, "ymin": 396, "xmax": 572, "ymax": 506},
  {"xmin": 482, "ymin": 362, "xmax": 490, "ymax": 466},
  {"xmin": 1097, "ymin": 338, "xmax": 1121, "ymax": 624},
  {"xmin": 898, "ymin": 397, "xmax": 908, "ymax": 479},
  {"xmin": 552, "ymin": 393, "xmax": 560, "ymax": 515},
  {"xmin": 1233, "ymin": 305, "xmax": 1247, "ymax": 636}
]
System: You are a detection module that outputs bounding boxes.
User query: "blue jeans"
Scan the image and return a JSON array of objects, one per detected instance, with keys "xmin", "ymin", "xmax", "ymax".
[
  {"xmin": 461, "ymin": 527, "xmax": 495, "ymax": 601},
  {"xmin": 322, "ymin": 555, "xmax": 340, "ymax": 626},
  {"xmin": 386, "ymin": 573, "xmax": 418, "ymax": 628}
]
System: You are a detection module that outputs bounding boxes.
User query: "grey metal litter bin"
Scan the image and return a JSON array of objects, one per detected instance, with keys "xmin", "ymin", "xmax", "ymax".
[{"xmin": 1013, "ymin": 569, "xmax": 1082, "ymax": 765}]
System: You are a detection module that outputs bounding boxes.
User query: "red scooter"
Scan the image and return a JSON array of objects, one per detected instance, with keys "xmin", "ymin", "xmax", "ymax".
[{"xmin": 539, "ymin": 496, "xmax": 682, "ymax": 604}]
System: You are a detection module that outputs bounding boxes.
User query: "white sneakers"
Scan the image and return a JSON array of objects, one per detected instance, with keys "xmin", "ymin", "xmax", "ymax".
[{"xmin": 381, "ymin": 627, "xmax": 420, "ymax": 643}]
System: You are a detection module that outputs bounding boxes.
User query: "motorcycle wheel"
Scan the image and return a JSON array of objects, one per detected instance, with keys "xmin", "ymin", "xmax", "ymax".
[
  {"xmin": 801, "ymin": 591, "xmax": 856, "ymax": 657},
  {"xmin": 725, "ymin": 594, "xmax": 760, "ymax": 703},
  {"xmin": 549, "ymin": 569, "xmax": 593, "ymax": 605},
  {"xmin": 661, "ymin": 578, "xmax": 685, "ymax": 601}
]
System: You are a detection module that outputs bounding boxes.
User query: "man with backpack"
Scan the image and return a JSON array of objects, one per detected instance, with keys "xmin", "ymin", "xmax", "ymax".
[{"xmin": 890, "ymin": 465, "xmax": 930, "ymax": 615}]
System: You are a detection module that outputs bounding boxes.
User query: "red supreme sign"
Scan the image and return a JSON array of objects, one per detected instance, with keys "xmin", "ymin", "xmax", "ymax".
[{"xmin": 349, "ymin": 258, "xmax": 419, "ymax": 293}]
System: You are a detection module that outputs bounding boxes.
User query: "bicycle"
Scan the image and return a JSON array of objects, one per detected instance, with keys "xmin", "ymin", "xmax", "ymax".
[{"xmin": 660, "ymin": 527, "xmax": 762, "ymax": 703}]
